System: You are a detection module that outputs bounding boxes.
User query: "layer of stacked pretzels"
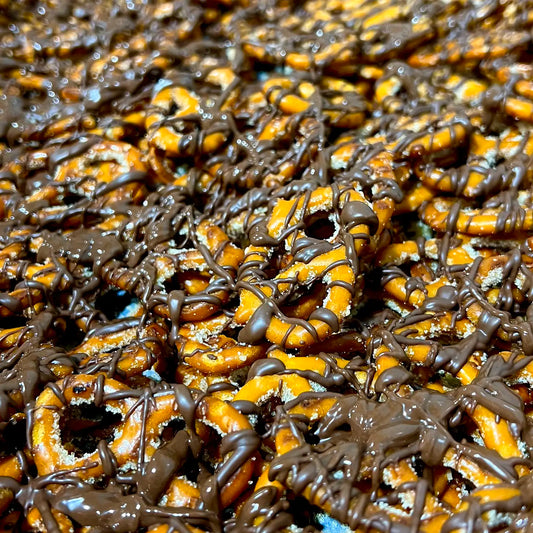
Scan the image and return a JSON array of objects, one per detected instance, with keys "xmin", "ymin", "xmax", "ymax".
[{"xmin": 1, "ymin": 0, "xmax": 533, "ymax": 531}]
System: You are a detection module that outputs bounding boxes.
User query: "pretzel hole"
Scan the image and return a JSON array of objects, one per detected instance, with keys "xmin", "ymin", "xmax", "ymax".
[
  {"xmin": 62, "ymin": 191, "xmax": 85, "ymax": 205},
  {"xmin": 450, "ymin": 470, "xmax": 475, "ymax": 494},
  {"xmin": 448, "ymin": 416, "xmax": 478, "ymax": 446},
  {"xmin": 0, "ymin": 278, "xmax": 16, "ymax": 292},
  {"xmin": 429, "ymin": 143, "xmax": 469, "ymax": 167},
  {"xmin": 354, "ymin": 296, "xmax": 399, "ymax": 328},
  {"xmin": 0, "ymin": 315, "xmax": 27, "ymax": 330},
  {"xmin": 291, "ymin": 498, "xmax": 324, "ymax": 530},
  {"xmin": 304, "ymin": 421, "xmax": 322, "ymax": 445},
  {"xmin": 0, "ymin": 417, "xmax": 26, "ymax": 457},
  {"xmin": 222, "ymin": 505, "xmax": 238, "ymax": 522},
  {"xmin": 304, "ymin": 212, "xmax": 336, "ymax": 240},
  {"xmin": 247, "ymin": 249, "xmax": 291, "ymax": 280},
  {"xmin": 55, "ymin": 319, "xmax": 86, "ymax": 350},
  {"xmin": 164, "ymin": 100, "xmax": 182, "ymax": 116},
  {"xmin": 160, "ymin": 418, "xmax": 186, "ymax": 442},
  {"xmin": 492, "ymin": 155, "xmax": 507, "ymax": 168},
  {"xmin": 438, "ymin": 371, "xmax": 462, "ymax": 389},
  {"xmin": 201, "ymin": 427, "xmax": 225, "ymax": 470},
  {"xmin": 254, "ymin": 396, "xmax": 284, "ymax": 435},
  {"xmin": 412, "ymin": 457, "xmax": 427, "ymax": 478},
  {"xmin": 282, "ymin": 282, "xmax": 327, "ymax": 319},
  {"xmin": 87, "ymin": 159, "xmax": 113, "ymax": 169},
  {"xmin": 190, "ymin": 192, "xmax": 208, "ymax": 213},
  {"xmin": 229, "ymin": 366, "xmax": 249, "ymax": 388},
  {"xmin": 182, "ymin": 459, "xmax": 200, "ymax": 484},
  {"xmin": 164, "ymin": 272, "xmax": 210, "ymax": 296},
  {"xmin": 95, "ymin": 289, "xmax": 135, "ymax": 320},
  {"xmin": 60, "ymin": 404, "xmax": 122, "ymax": 456},
  {"xmin": 396, "ymin": 214, "xmax": 433, "ymax": 241},
  {"xmin": 159, "ymin": 419, "xmax": 200, "ymax": 481}
]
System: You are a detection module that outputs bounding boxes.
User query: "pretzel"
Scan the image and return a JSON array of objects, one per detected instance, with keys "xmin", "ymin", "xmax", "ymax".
[
  {"xmin": 391, "ymin": 116, "xmax": 471, "ymax": 159},
  {"xmin": 378, "ymin": 247, "xmax": 530, "ymax": 346},
  {"xmin": 232, "ymin": 182, "xmax": 393, "ymax": 346},
  {"xmin": 235, "ymin": 245, "xmax": 357, "ymax": 348},
  {"xmin": 238, "ymin": 20, "xmax": 359, "ymax": 74},
  {"xmin": 147, "ymin": 146, "xmax": 191, "ymax": 184},
  {"xmin": 173, "ymin": 120, "xmax": 310, "ymax": 192},
  {"xmin": 262, "ymin": 76, "xmax": 367, "ymax": 128},
  {"xmin": 86, "ymin": 112, "xmax": 149, "ymax": 143},
  {"xmin": 415, "ymin": 129, "xmax": 533, "ymax": 198},
  {"xmin": 432, "ymin": 65, "xmax": 533, "ymax": 126},
  {"xmin": 268, "ymin": 183, "xmax": 382, "ymax": 248},
  {"xmin": 269, "ymin": 381, "xmax": 527, "ymax": 530},
  {"xmin": 0, "ymin": 257, "xmax": 71, "ymax": 296},
  {"xmin": 232, "ymin": 0, "xmax": 444, "ymax": 72},
  {"xmin": 408, "ymin": 27, "xmax": 530, "ymax": 68},
  {"xmin": 73, "ymin": 322, "xmax": 167, "ymax": 381},
  {"xmin": 88, "ymin": 46, "xmax": 171, "ymax": 87},
  {"xmin": 104, "ymin": 219, "xmax": 244, "ymax": 324},
  {"xmin": 144, "ymin": 2, "xmax": 209, "ymax": 43},
  {"xmin": 421, "ymin": 193, "xmax": 533, "ymax": 235},
  {"xmin": 146, "ymin": 81, "xmax": 229, "ymax": 158},
  {"xmin": 254, "ymin": 392, "xmax": 453, "ymax": 532},
  {"xmin": 243, "ymin": 384, "xmax": 338, "ymax": 499},
  {"xmin": 359, "ymin": 15, "xmax": 434, "ymax": 63},
  {"xmin": 480, "ymin": 60, "xmax": 533, "ymax": 86},
  {"xmin": 176, "ymin": 313, "xmax": 266, "ymax": 375},
  {"xmin": 31, "ymin": 374, "xmax": 147, "ymax": 480},
  {"xmin": 32, "ymin": 375, "xmax": 255, "ymax": 507},
  {"xmin": 331, "ymin": 111, "xmax": 471, "ymax": 195},
  {"xmin": 504, "ymin": 95, "xmax": 533, "ymax": 123},
  {"xmin": 451, "ymin": 354, "xmax": 529, "ymax": 479},
  {"xmin": 185, "ymin": 395, "xmax": 257, "ymax": 508},
  {"xmin": 254, "ymin": 115, "xmax": 321, "ymax": 187},
  {"xmin": 26, "ymin": 140, "xmax": 148, "ymax": 207}
]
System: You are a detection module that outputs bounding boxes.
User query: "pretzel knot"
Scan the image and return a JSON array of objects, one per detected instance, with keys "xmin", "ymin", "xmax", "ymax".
[
  {"xmin": 104, "ymin": 219, "xmax": 244, "ymax": 326},
  {"xmin": 421, "ymin": 193, "xmax": 533, "ymax": 235},
  {"xmin": 177, "ymin": 314, "xmax": 267, "ymax": 375},
  {"xmin": 145, "ymin": 68, "xmax": 238, "ymax": 158},
  {"xmin": 31, "ymin": 374, "xmax": 256, "ymax": 509},
  {"xmin": 28, "ymin": 141, "xmax": 148, "ymax": 208},
  {"xmin": 262, "ymin": 76, "xmax": 367, "ymax": 128},
  {"xmin": 234, "ymin": 184, "xmax": 381, "ymax": 347}
]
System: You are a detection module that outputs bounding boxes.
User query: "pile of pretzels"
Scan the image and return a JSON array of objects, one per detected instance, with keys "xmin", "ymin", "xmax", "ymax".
[{"xmin": 1, "ymin": 0, "xmax": 533, "ymax": 531}]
